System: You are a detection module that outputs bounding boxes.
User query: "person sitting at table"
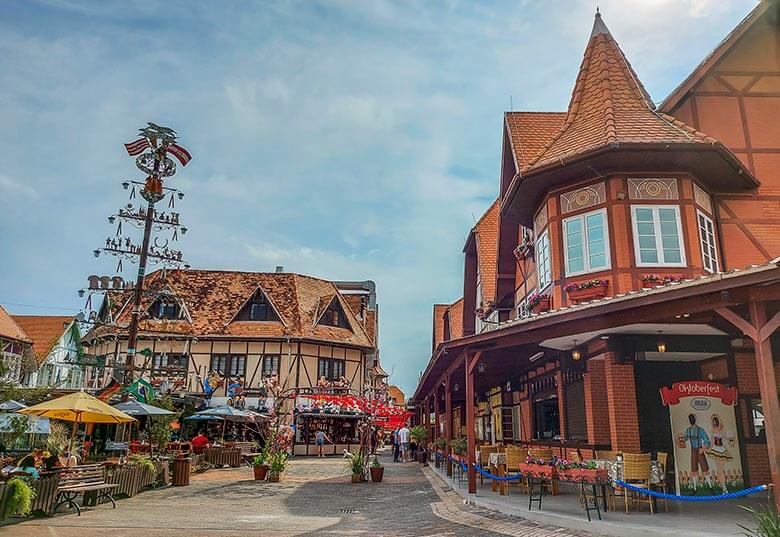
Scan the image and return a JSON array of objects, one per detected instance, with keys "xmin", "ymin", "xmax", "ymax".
[
  {"xmin": 42, "ymin": 450, "xmax": 62, "ymax": 471},
  {"xmin": 191, "ymin": 430, "xmax": 210, "ymax": 453},
  {"xmin": 15, "ymin": 452, "xmax": 41, "ymax": 479},
  {"xmin": 59, "ymin": 451, "xmax": 78, "ymax": 468}
]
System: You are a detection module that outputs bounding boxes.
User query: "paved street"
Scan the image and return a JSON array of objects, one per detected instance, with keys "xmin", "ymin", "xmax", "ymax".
[{"xmin": 2, "ymin": 453, "xmax": 596, "ymax": 537}]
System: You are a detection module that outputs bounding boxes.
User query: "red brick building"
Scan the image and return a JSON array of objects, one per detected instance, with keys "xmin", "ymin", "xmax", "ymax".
[{"xmin": 415, "ymin": 2, "xmax": 780, "ymax": 507}]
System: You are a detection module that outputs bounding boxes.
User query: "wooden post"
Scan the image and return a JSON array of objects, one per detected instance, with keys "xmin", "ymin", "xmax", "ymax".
[
  {"xmin": 749, "ymin": 300, "xmax": 780, "ymax": 512},
  {"xmin": 434, "ymin": 385, "xmax": 440, "ymax": 443},
  {"xmin": 445, "ymin": 371, "xmax": 453, "ymax": 477},
  {"xmin": 466, "ymin": 351, "xmax": 482, "ymax": 494}
]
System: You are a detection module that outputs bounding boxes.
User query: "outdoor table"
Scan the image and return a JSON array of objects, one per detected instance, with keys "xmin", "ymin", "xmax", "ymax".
[
  {"xmin": 488, "ymin": 452, "xmax": 509, "ymax": 496},
  {"xmin": 593, "ymin": 459, "xmax": 663, "ymax": 484}
]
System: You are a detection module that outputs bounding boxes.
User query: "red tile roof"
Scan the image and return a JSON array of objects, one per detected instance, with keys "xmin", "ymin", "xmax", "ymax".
[
  {"xmin": 387, "ymin": 384, "xmax": 405, "ymax": 406},
  {"xmin": 505, "ymin": 112, "xmax": 566, "ymax": 170},
  {"xmin": 0, "ymin": 306, "xmax": 31, "ymax": 344},
  {"xmin": 11, "ymin": 315, "xmax": 73, "ymax": 364},
  {"xmin": 432, "ymin": 304, "xmax": 449, "ymax": 351},
  {"xmin": 474, "ymin": 199, "xmax": 500, "ymax": 306},
  {"xmin": 447, "ymin": 298, "xmax": 464, "ymax": 340},
  {"xmin": 87, "ymin": 270, "xmax": 375, "ymax": 349},
  {"xmin": 523, "ymin": 12, "xmax": 716, "ymax": 173}
]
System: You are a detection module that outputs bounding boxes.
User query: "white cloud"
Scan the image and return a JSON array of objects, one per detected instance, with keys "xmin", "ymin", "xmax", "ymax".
[{"xmin": 0, "ymin": 175, "xmax": 37, "ymax": 198}]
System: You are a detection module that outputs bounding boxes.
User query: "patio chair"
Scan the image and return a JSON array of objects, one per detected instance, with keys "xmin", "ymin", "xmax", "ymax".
[
  {"xmin": 622, "ymin": 452, "xmax": 654, "ymax": 514},
  {"xmin": 505, "ymin": 446, "xmax": 528, "ymax": 494},
  {"xmin": 595, "ymin": 450, "xmax": 619, "ymax": 461},
  {"xmin": 655, "ymin": 451, "xmax": 670, "ymax": 512},
  {"xmin": 479, "ymin": 446, "xmax": 497, "ymax": 484}
]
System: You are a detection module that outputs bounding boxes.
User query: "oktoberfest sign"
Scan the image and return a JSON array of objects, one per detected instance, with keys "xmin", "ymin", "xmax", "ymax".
[{"xmin": 660, "ymin": 381, "xmax": 743, "ymax": 496}]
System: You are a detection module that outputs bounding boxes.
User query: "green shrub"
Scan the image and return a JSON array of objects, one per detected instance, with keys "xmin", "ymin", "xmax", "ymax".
[
  {"xmin": 344, "ymin": 450, "xmax": 366, "ymax": 475},
  {"xmin": 450, "ymin": 437, "xmax": 467, "ymax": 455},
  {"xmin": 410, "ymin": 425, "xmax": 428, "ymax": 443},
  {"xmin": 3, "ymin": 478, "xmax": 36, "ymax": 518}
]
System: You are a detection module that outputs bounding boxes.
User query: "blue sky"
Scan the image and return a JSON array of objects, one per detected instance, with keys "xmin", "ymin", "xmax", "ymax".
[{"xmin": 0, "ymin": 0, "xmax": 756, "ymax": 395}]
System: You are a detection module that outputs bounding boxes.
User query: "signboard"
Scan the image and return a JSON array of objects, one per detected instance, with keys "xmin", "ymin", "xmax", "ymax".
[{"xmin": 661, "ymin": 381, "xmax": 743, "ymax": 495}]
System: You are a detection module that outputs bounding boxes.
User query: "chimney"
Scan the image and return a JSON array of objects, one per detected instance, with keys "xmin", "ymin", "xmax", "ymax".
[{"xmin": 275, "ymin": 266, "xmax": 284, "ymax": 273}]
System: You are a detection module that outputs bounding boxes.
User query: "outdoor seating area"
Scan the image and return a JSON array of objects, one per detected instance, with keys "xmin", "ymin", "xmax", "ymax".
[{"xmin": 432, "ymin": 447, "xmax": 760, "ymax": 537}]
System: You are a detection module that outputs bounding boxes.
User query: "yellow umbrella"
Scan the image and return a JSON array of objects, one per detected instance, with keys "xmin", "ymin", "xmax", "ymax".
[{"xmin": 19, "ymin": 391, "xmax": 135, "ymax": 453}]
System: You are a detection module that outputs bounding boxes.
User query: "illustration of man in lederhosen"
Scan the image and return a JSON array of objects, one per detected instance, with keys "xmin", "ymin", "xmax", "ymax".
[{"xmin": 681, "ymin": 413, "xmax": 711, "ymax": 489}]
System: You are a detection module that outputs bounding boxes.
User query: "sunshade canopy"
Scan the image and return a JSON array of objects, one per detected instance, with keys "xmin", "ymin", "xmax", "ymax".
[
  {"xmin": 189, "ymin": 405, "xmax": 255, "ymax": 422},
  {"xmin": 0, "ymin": 413, "xmax": 50, "ymax": 434},
  {"xmin": 19, "ymin": 391, "xmax": 135, "ymax": 424},
  {"xmin": 112, "ymin": 400, "xmax": 175, "ymax": 417},
  {"xmin": 0, "ymin": 400, "xmax": 27, "ymax": 412}
]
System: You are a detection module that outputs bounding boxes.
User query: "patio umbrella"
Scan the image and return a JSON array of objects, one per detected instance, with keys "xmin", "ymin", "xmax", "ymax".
[
  {"xmin": 0, "ymin": 413, "xmax": 50, "ymax": 434},
  {"xmin": 19, "ymin": 391, "xmax": 135, "ymax": 451},
  {"xmin": 113, "ymin": 400, "xmax": 175, "ymax": 417},
  {"xmin": 0, "ymin": 400, "xmax": 26, "ymax": 412},
  {"xmin": 189, "ymin": 405, "xmax": 255, "ymax": 441}
]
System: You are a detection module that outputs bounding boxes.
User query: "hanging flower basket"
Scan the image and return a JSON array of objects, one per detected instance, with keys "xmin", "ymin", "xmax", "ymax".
[
  {"xmin": 557, "ymin": 467, "xmax": 608, "ymax": 484},
  {"xmin": 518, "ymin": 463, "xmax": 557, "ymax": 480},
  {"xmin": 565, "ymin": 280, "xmax": 608, "ymax": 303}
]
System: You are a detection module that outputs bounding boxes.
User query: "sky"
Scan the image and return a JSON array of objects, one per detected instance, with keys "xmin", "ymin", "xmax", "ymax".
[{"xmin": 0, "ymin": 0, "xmax": 758, "ymax": 396}]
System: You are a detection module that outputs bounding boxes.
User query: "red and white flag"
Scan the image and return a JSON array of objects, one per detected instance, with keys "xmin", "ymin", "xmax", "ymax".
[
  {"xmin": 124, "ymin": 138, "xmax": 150, "ymax": 156},
  {"xmin": 166, "ymin": 143, "xmax": 192, "ymax": 166}
]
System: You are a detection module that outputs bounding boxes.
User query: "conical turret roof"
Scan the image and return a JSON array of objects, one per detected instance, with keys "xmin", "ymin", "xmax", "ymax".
[{"xmin": 522, "ymin": 11, "xmax": 716, "ymax": 173}]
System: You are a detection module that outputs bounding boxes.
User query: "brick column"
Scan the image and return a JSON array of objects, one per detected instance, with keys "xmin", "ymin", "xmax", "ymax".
[
  {"xmin": 520, "ymin": 398, "xmax": 533, "ymax": 442},
  {"xmin": 584, "ymin": 357, "xmax": 610, "ymax": 445},
  {"xmin": 604, "ymin": 352, "xmax": 641, "ymax": 452}
]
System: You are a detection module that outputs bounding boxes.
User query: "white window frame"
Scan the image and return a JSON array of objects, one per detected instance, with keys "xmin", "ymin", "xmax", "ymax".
[
  {"xmin": 562, "ymin": 208, "xmax": 611, "ymax": 277},
  {"xmin": 536, "ymin": 229, "xmax": 552, "ymax": 291},
  {"xmin": 631, "ymin": 205, "xmax": 687, "ymax": 267},
  {"xmin": 697, "ymin": 210, "xmax": 719, "ymax": 273}
]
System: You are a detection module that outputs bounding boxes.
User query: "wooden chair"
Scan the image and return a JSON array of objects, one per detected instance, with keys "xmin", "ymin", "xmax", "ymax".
[
  {"xmin": 622, "ymin": 453, "xmax": 654, "ymax": 514},
  {"xmin": 479, "ymin": 446, "xmax": 497, "ymax": 484},
  {"xmin": 655, "ymin": 452, "xmax": 670, "ymax": 512},
  {"xmin": 595, "ymin": 450, "xmax": 619, "ymax": 461},
  {"xmin": 505, "ymin": 446, "xmax": 529, "ymax": 494}
]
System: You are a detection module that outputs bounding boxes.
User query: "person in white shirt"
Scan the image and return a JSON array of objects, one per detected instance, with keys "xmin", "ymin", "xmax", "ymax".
[{"xmin": 398, "ymin": 424, "xmax": 411, "ymax": 462}]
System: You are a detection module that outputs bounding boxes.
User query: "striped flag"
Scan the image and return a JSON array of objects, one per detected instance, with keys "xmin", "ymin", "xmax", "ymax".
[
  {"xmin": 124, "ymin": 138, "xmax": 150, "ymax": 156},
  {"xmin": 166, "ymin": 143, "xmax": 192, "ymax": 166}
]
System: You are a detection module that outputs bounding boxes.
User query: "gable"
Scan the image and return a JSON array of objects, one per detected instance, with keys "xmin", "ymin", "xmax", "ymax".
[
  {"xmin": 233, "ymin": 287, "xmax": 283, "ymax": 323},
  {"xmin": 315, "ymin": 296, "xmax": 352, "ymax": 331}
]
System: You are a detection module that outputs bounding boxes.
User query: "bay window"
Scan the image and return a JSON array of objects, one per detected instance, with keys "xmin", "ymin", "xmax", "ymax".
[
  {"xmin": 562, "ymin": 208, "xmax": 610, "ymax": 276},
  {"xmin": 631, "ymin": 205, "xmax": 685, "ymax": 266}
]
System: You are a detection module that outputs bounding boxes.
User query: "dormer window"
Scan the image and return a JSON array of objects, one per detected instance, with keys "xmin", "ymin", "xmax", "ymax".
[
  {"xmin": 237, "ymin": 290, "xmax": 280, "ymax": 322},
  {"xmin": 151, "ymin": 297, "xmax": 181, "ymax": 320},
  {"xmin": 319, "ymin": 298, "xmax": 350, "ymax": 329}
]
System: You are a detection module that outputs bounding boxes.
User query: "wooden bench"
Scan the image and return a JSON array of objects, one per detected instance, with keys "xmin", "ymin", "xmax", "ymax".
[
  {"xmin": 54, "ymin": 464, "xmax": 118, "ymax": 516},
  {"xmin": 233, "ymin": 442, "xmax": 263, "ymax": 463}
]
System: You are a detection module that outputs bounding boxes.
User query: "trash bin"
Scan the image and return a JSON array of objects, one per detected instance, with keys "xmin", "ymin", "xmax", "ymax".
[{"xmin": 172, "ymin": 456, "xmax": 191, "ymax": 486}]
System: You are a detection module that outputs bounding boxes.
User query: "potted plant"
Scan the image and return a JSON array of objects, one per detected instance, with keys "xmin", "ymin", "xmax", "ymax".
[
  {"xmin": 642, "ymin": 274, "xmax": 685, "ymax": 288},
  {"xmin": 517, "ymin": 455, "xmax": 558, "ymax": 480},
  {"xmin": 528, "ymin": 292, "xmax": 551, "ymax": 314},
  {"xmin": 435, "ymin": 437, "xmax": 446, "ymax": 452},
  {"xmin": 410, "ymin": 426, "xmax": 428, "ymax": 463},
  {"xmin": 370, "ymin": 456, "xmax": 384, "ymax": 483},
  {"xmin": 565, "ymin": 279, "xmax": 609, "ymax": 303},
  {"xmin": 2, "ymin": 477, "xmax": 35, "ymax": 520},
  {"xmin": 345, "ymin": 450, "xmax": 366, "ymax": 483},
  {"xmin": 251, "ymin": 453, "xmax": 269, "ymax": 481},
  {"xmin": 267, "ymin": 451, "xmax": 288, "ymax": 483},
  {"xmin": 555, "ymin": 459, "xmax": 607, "ymax": 484},
  {"xmin": 450, "ymin": 437, "xmax": 467, "ymax": 457}
]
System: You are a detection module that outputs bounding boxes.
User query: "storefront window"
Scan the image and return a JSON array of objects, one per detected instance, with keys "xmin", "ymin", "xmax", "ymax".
[
  {"xmin": 533, "ymin": 398, "xmax": 560, "ymax": 440},
  {"xmin": 318, "ymin": 358, "xmax": 345, "ymax": 381}
]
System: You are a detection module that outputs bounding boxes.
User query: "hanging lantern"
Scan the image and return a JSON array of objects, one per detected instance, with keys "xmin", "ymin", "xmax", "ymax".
[
  {"xmin": 657, "ymin": 331, "xmax": 666, "ymax": 353},
  {"xmin": 571, "ymin": 339, "xmax": 582, "ymax": 361}
]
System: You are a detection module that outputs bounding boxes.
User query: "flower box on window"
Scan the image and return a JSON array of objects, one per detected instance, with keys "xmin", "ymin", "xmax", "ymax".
[
  {"xmin": 527, "ymin": 293, "xmax": 550, "ymax": 314},
  {"xmin": 565, "ymin": 280, "xmax": 608, "ymax": 303},
  {"xmin": 641, "ymin": 274, "xmax": 685, "ymax": 288}
]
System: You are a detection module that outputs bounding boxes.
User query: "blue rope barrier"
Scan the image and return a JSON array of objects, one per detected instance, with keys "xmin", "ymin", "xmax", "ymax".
[
  {"xmin": 473, "ymin": 463, "xmax": 523, "ymax": 481},
  {"xmin": 614, "ymin": 480, "xmax": 769, "ymax": 502}
]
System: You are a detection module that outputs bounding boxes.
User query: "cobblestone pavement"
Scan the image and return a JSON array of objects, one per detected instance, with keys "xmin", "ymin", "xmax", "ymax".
[{"xmin": 2, "ymin": 452, "xmax": 599, "ymax": 537}]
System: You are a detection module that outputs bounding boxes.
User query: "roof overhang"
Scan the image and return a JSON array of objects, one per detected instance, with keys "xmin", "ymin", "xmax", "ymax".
[
  {"xmin": 413, "ymin": 260, "xmax": 780, "ymax": 401},
  {"xmin": 501, "ymin": 143, "xmax": 759, "ymax": 226}
]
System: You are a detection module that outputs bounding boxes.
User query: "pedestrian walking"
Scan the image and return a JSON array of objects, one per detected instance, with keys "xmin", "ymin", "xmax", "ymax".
[
  {"xmin": 315, "ymin": 429, "xmax": 332, "ymax": 458},
  {"xmin": 391, "ymin": 427, "xmax": 400, "ymax": 462},
  {"xmin": 398, "ymin": 423, "xmax": 411, "ymax": 462}
]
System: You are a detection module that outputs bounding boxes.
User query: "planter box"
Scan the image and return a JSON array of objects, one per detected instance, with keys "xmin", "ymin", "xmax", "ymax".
[
  {"xmin": 351, "ymin": 473, "xmax": 363, "ymax": 483},
  {"xmin": 268, "ymin": 472, "xmax": 283, "ymax": 483},
  {"xmin": 518, "ymin": 463, "xmax": 557, "ymax": 480},
  {"xmin": 557, "ymin": 467, "xmax": 608, "ymax": 484},
  {"xmin": 566, "ymin": 285, "xmax": 608, "ymax": 303},
  {"xmin": 530, "ymin": 297, "xmax": 551, "ymax": 313}
]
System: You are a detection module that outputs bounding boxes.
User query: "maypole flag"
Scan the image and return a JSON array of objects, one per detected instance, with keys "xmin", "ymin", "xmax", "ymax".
[
  {"xmin": 166, "ymin": 143, "xmax": 192, "ymax": 166},
  {"xmin": 124, "ymin": 138, "xmax": 151, "ymax": 156}
]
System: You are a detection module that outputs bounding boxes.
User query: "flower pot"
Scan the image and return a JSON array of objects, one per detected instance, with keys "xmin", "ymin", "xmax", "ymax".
[
  {"xmin": 530, "ymin": 297, "xmax": 551, "ymax": 313},
  {"xmin": 566, "ymin": 285, "xmax": 608, "ymax": 303},
  {"xmin": 351, "ymin": 473, "xmax": 363, "ymax": 483},
  {"xmin": 268, "ymin": 472, "xmax": 283, "ymax": 483},
  {"xmin": 253, "ymin": 465, "xmax": 269, "ymax": 481},
  {"xmin": 370, "ymin": 467, "xmax": 384, "ymax": 482},
  {"xmin": 557, "ymin": 467, "xmax": 608, "ymax": 484},
  {"xmin": 518, "ymin": 463, "xmax": 557, "ymax": 480}
]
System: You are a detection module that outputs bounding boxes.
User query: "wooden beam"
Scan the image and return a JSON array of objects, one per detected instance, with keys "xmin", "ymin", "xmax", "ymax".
[
  {"xmin": 749, "ymin": 300, "xmax": 780, "ymax": 512},
  {"xmin": 445, "ymin": 371, "xmax": 453, "ymax": 477},
  {"xmin": 715, "ymin": 307, "xmax": 758, "ymax": 340},
  {"xmin": 466, "ymin": 350, "xmax": 481, "ymax": 494},
  {"xmin": 758, "ymin": 308, "xmax": 780, "ymax": 343}
]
